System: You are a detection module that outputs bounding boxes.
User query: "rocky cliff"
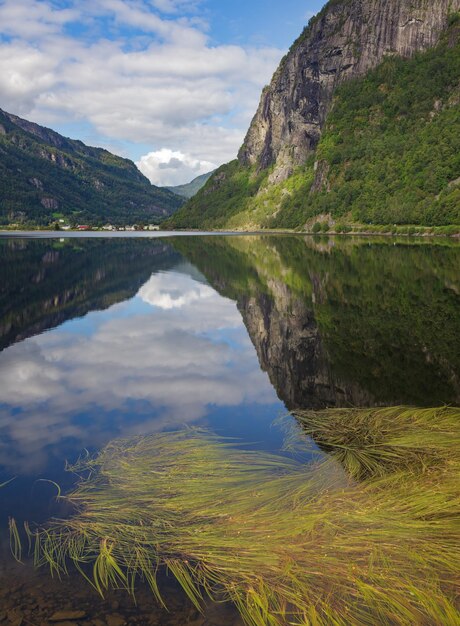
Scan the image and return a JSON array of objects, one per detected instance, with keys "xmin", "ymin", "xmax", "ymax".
[
  {"xmin": 168, "ymin": 0, "xmax": 460, "ymax": 230},
  {"xmin": 240, "ymin": 0, "xmax": 460, "ymax": 184}
]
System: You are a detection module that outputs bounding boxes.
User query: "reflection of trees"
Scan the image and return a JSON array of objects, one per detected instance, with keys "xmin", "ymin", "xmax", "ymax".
[
  {"xmin": 173, "ymin": 236, "xmax": 460, "ymax": 407},
  {"xmin": 0, "ymin": 238, "xmax": 180, "ymax": 351}
]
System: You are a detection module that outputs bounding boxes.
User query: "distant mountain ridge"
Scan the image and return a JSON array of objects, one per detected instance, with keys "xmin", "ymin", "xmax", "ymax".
[
  {"xmin": 0, "ymin": 109, "xmax": 184, "ymax": 227},
  {"xmin": 167, "ymin": 0, "xmax": 460, "ymax": 230},
  {"xmin": 166, "ymin": 171, "xmax": 214, "ymax": 199}
]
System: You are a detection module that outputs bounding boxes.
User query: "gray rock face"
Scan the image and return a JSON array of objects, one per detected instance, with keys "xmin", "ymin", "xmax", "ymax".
[
  {"xmin": 239, "ymin": 0, "xmax": 460, "ymax": 183},
  {"xmin": 40, "ymin": 197, "xmax": 59, "ymax": 210}
]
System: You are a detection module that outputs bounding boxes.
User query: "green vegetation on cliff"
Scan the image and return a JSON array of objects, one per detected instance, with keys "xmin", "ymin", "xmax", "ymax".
[
  {"xmin": 270, "ymin": 18, "xmax": 460, "ymax": 228},
  {"xmin": 0, "ymin": 109, "xmax": 184, "ymax": 228},
  {"xmin": 167, "ymin": 20, "xmax": 460, "ymax": 230}
]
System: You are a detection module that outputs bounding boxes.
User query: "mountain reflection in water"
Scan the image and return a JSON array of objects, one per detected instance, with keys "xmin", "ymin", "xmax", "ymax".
[
  {"xmin": 0, "ymin": 234, "xmax": 459, "ymax": 623},
  {"xmin": 174, "ymin": 235, "xmax": 460, "ymax": 408},
  {"xmin": 0, "ymin": 235, "xmax": 458, "ymax": 480}
]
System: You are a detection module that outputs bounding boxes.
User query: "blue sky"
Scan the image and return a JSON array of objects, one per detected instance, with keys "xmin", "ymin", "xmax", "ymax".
[
  {"xmin": 191, "ymin": 1, "xmax": 323, "ymax": 47},
  {"xmin": 0, "ymin": 0, "xmax": 326, "ymax": 185}
]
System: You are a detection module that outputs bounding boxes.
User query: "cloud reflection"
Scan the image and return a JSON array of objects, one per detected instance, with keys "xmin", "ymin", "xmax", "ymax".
[
  {"xmin": 0, "ymin": 271, "xmax": 281, "ymax": 474},
  {"xmin": 138, "ymin": 272, "xmax": 216, "ymax": 310}
]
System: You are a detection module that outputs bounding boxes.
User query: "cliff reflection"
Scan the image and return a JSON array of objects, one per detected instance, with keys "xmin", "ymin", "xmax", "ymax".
[{"xmin": 172, "ymin": 236, "xmax": 460, "ymax": 408}]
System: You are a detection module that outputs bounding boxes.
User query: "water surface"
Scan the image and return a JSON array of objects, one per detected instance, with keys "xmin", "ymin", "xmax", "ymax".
[{"xmin": 0, "ymin": 234, "xmax": 458, "ymax": 623}]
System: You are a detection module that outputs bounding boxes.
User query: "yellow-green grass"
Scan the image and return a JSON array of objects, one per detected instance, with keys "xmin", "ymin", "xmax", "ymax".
[
  {"xmin": 293, "ymin": 405, "xmax": 460, "ymax": 479},
  {"xmin": 13, "ymin": 406, "xmax": 460, "ymax": 626}
]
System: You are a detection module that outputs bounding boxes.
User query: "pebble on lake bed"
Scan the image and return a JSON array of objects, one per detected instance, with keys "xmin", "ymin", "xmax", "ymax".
[{"xmin": 50, "ymin": 611, "xmax": 87, "ymax": 621}]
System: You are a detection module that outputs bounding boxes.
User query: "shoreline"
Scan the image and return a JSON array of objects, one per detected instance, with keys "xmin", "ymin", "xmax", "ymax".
[{"xmin": 0, "ymin": 228, "xmax": 459, "ymax": 239}]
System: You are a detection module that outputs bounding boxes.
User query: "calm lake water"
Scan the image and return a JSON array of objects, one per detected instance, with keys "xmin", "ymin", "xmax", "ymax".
[{"xmin": 0, "ymin": 234, "xmax": 459, "ymax": 623}]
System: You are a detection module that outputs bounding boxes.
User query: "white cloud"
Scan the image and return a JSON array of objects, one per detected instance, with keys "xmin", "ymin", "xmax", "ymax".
[
  {"xmin": 0, "ymin": 42, "xmax": 59, "ymax": 114},
  {"xmin": 0, "ymin": 0, "xmax": 283, "ymax": 177},
  {"xmin": 137, "ymin": 148, "xmax": 215, "ymax": 185},
  {"xmin": 0, "ymin": 0, "xmax": 79, "ymax": 38},
  {"xmin": 148, "ymin": 0, "xmax": 202, "ymax": 14}
]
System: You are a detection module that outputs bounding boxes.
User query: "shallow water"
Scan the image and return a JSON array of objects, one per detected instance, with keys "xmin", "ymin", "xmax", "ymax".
[{"xmin": 0, "ymin": 233, "xmax": 459, "ymax": 623}]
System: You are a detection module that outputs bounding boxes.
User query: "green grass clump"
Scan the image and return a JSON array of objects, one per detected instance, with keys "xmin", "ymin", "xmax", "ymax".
[
  {"xmin": 18, "ymin": 406, "xmax": 460, "ymax": 626},
  {"xmin": 294, "ymin": 405, "xmax": 460, "ymax": 479}
]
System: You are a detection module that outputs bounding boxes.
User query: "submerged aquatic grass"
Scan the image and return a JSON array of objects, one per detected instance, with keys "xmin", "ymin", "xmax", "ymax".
[
  {"xmin": 16, "ymin": 406, "xmax": 460, "ymax": 626},
  {"xmin": 293, "ymin": 405, "xmax": 460, "ymax": 479}
]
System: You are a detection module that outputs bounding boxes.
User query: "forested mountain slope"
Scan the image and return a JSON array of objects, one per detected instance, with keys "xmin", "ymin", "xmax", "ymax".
[{"xmin": 0, "ymin": 109, "xmax": 184, "ymax": 227}]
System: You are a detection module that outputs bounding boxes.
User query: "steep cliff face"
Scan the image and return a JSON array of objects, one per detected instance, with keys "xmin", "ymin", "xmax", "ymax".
[
  {"xmin": 240, "ymin": 0, "xmax": 460, "ymax": 183},
  {"xmin": 167, "ymin": 0, "xmax": 460, "ymax": 230}
]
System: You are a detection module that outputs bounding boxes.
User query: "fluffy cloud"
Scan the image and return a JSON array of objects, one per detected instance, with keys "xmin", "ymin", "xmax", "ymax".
[
  {"xmin": 138, "ymin": 271, "xmax": 217, "ymax": 307},
  {"xmin": 137, "ymin": 148, "xmax": 215, "ymax": 185},
  {"xmin": 0, "ymin": 271, "xmax": 282, "ymax": 474},
  {"xmin": 0, "ymin": 0, "xmax": 283, "ymax": 184}
]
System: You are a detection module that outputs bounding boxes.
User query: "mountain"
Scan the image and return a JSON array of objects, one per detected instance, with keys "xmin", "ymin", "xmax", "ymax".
[
  {"xmin": 0, "ymin": 109, "xmax": 184, "ymax": 228},
  {"xmin": 167, "ymin": 0, "xmax": 460, "ymax": 231},
  {"xmin": 166, "ymin": 171, "xmax": 214, "ymax": 199}
]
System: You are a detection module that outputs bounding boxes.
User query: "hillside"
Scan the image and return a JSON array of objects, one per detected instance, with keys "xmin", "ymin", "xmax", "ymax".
[
  {"xmin": 0, "ymin": 109, "xmax": 184, "ymax": 228},
  {"xmin": 167, "ymin": 0, "xmax": 460, "ymax": 231},
  {"xmin": 166, "ymin": 171, "xmax": 214, "ymax": 199}
]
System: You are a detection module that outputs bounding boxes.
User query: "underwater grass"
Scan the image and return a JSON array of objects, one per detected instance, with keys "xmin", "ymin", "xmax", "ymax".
[
  {"xmin": 293, "ymin": 405, "xmax": 460, "ymax": 479},
  {"xmin": 16, "ymin": 406, "xmax": 460, "ymax": 626}
]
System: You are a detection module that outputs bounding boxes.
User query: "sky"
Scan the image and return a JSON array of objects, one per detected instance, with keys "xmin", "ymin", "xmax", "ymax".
[{"xmin": 0, "ymin": 0, "xmax": 327, "ymax": 186}]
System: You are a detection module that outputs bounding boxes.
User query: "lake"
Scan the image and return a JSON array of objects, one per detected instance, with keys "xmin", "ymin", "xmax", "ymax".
[{"xmin": 0, "ymin": 233, "xmax": 459, "ymax": 625}]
